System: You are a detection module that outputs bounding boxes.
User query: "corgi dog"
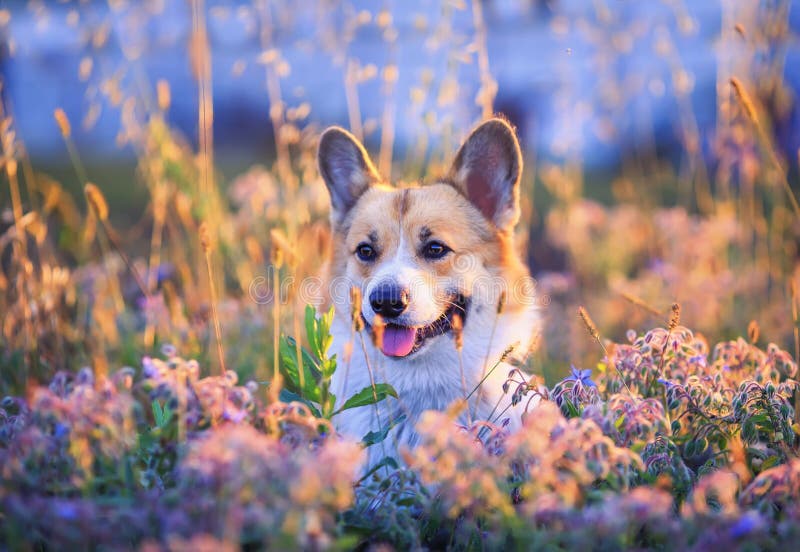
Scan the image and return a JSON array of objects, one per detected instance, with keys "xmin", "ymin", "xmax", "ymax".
[{"xmin": 318, "ymin": 118, "xmax": 539, "ymax": 466}]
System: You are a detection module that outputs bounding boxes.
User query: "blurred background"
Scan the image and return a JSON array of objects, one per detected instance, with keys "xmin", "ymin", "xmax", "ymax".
[
  {"xmin": 1, "ymin": 0, "xmax": 799, "ymax": 387},
  {"xmin": 5, "ymin": 1, "xmax": 800, "ymax": 167}
]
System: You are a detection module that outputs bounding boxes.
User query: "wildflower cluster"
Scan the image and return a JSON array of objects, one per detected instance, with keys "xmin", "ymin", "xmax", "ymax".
[
  {"xmin": 1, "ymin": 367, "xmax": 137, "ymax": 495},
  {"xmin": 0, "ymin": 350, "xmax": 363, "ymax": 549},
  {"xmin": 1, "ymin": 318, "xmax": 800, "ymax": 549}
]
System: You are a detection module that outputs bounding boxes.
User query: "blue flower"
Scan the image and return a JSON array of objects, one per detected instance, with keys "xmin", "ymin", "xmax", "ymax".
[
  {"xmin": 729, "ymin": 512, "xmax": 763, "ymax": 538},
  {"xmin": 564, "ymin": 365, "xmax": 596, "ymax": 388},
  {"xmin": 53, "ymin": 422, "xmax": 70, "ymax": 439},
  {"xmin": 54, "ymin": 501, "xmax": 79, "ymax": 520}
]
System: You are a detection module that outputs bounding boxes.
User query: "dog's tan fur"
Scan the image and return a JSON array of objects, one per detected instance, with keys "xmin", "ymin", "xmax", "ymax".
[{"xmin": 318, "ymin": 118, "xmax": 538, "ymax": 466}]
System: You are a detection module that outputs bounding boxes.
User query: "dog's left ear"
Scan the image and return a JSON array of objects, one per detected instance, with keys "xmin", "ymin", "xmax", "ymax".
[{"xmin": 447, "ymin": 118, "xmax": 523, "ymax": 231}]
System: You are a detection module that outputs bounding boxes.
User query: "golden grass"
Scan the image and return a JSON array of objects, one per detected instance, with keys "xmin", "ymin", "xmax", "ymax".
[
  {"xmin": 730, "ymin": 77, "xmax": 800, "ymax": 216},
  {"xmin": 0, "ymin": 0, "xmax": 797, "ymax": 397},
  {"xmin": 200, "ymin": 222, "xmax": 227, "ymax": 375}
]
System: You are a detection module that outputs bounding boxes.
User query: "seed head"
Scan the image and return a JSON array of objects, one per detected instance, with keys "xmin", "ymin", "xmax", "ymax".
[
  {"xmin": 157, "ymin": 79, "xmax": 171, "ymax": 111},
  {"xmin": 371, "ymin": 314, "xmax": 385, "ymax": 348},
  {"xmin": 578, "ymin": 306, "xmax": 600, "ymax": 341},
  {"xmin": 451, "ymin": 312, "xmax": 464, "ymax": 351},
  {"xmin": 500, "ymin": 343, "xmax": 516, "ymax": 362},
  {"xmin": 730, "ymin": 77, "xmax": 758, "ymax": 125},
  {"xmin": 84, "ymin": 183, "xmax": 108, "ymax": 221},
  {"xmin": 199, "ymin": 222, "xmax": 212, "ymax": 253},
  {"xmin": 5, "ymin": 158, "xmax": 17, "ymax": 179},
  {"xmin": 270, "ymin": 247, "xmax": 284, "ymax": 269},
  {"xmin": 54, "ymin": 108, "xmax": 71, "ymax": 137},
  {"xmin": 350, "ymin": 287, "xmax": 364, "ymax": 332},
  {"xmin": 668, "ymin": 303, "xmax": 681, "ymax": 331},
  {"xmin": 497, "ymin": 291, "xmax": 507, "ymax": 314},
  {"xmin": 270, "ymin": 228, "xmax": 294, "ymax": 268},
  {"xmin": 747, "ymin": 320, "xmax": 760, "ymax": 345}
]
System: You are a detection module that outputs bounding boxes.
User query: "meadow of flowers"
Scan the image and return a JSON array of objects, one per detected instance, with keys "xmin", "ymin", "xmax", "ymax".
[{"xmin": 2, "ymin": 0, "xmax": 800, "ymax": 550}]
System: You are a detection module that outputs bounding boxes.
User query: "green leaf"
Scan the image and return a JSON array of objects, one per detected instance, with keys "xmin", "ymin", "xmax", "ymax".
[
  {"xmin": 279, "ymin": 388, "xmax": 322, "ymax": 418},
  {"xmin": 151, "ymin": 400, "xmax": 172, "ymax": 428},
  {"xmin": 761, "ymin": 455, "xmax": 781, "ymax": 470},
  {"xmin": 304, "ymin": 304, "xmax": 335, "ymax": 362},
  {"xmin": 614, "ymin": 413, "xmax": 626, "ymax": 431},
  {"xmin": 361, "ymin": 414, "xmax": 407, "ymax": 447},
  {"xmin": 320, "ymin": 355, "xmax": 338, "ymax": 380},
  {"xmin": 563, "ymin": 399, "xmax": 581, "ymax": 418},
  {"xmin": 279, "ymin": 335, "xmax": 322, "ymax": 401},
  {"xmin": 357, "ymin": 456, "xmax": 399, "ymax": 482},
  {"xmin": 335, "ymin": 383, "xmax": 398, "ymax": 415},
  {"xmin": 304, "ymin": 305, "xmax": 319, "ymax": 358},
  {"xmin": 151, "ymin": 400, "xmax": 163, "ymax": 425},
  {"xmin": 320, "ymin": 306, "xmax": 335, "ymax": 356}
]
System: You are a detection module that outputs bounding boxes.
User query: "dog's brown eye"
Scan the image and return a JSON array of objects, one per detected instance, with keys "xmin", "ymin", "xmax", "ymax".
[
  {"xmin": 423, "ymin": 241, "xmax": 450, "ymax": 260},
  {"xmin": 356, "ymin": 243, "xmax": 377, "ymax": 261}
]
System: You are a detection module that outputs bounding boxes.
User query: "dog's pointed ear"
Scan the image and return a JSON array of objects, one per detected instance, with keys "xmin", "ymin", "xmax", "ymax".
[
  {"xmin": 447, "ymin": 118, "xmax": 523, "ymax": 231},
  {"xmin": 318, "ymin": 127, "xmax": 380, "ymax": 225}
]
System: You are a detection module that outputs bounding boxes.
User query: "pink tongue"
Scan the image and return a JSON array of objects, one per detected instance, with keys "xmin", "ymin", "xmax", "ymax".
[{"xmin": 380, "ymin": 325, "xmax": 418, "ymax": 357}]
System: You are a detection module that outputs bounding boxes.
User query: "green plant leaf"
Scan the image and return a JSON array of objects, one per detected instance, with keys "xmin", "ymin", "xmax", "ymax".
[
  {"xmin": 361, "ymin": 414, "xmax": 407, "ymax": 447},
  {"xmin": 761, "ymin": 455, "xmax": 781, "ymax": 470},
  {"xmin": 305, "ymin": 305, "xmax": 319, "ymax": 358},
  {"xmin": 279, "ymin": 335, "xmax": 322, "ymax": 401},
  {"xmin": 357, "ymin": 456, "xmax": 399, "ymax": 482},
  {"xmin": 151, "ymin": 400, "xmax": 172, "ymax": 428},
  {"xmin": 151, "ymin": 400, "xmax": 163, "ymax": 425},
  {"xmin": 279, "ymin": 388, "xmax": 322, "ymax": 418},
  {"xmin": 563, "ymin": 399, "xmax": 581, "ymax": 418},
  {"xmin": 304, "ymin": 304, "xmax": 335, "ymax": 362},
  {"xmin": 320, "ymin": 306, "xmax": 335, "ymax": 357},
  {"xmin": 334, "ymin": 383, "xmax": 398, "ymax": 415},
  {"xmin": 320, "ymin": 354, "xmax": 338, "ymax": 380}
]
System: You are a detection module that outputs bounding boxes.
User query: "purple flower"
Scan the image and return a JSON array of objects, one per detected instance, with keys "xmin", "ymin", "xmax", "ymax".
[
  {"xmin": 142, "ymin": 357, "xmax": 158, "ymax": 379},
  {"xmin": 564, "ymin": 366, "xmax": 596, "ymax": 388},
  {"xmin": 222, "ymin": 408, "xmax": 248, "ymax": 424}
]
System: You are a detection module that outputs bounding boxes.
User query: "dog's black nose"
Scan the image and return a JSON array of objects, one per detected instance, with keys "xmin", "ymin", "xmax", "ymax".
[{"xmin": 369, "ymin": 285, "xmax": 409, "ymax": 318}]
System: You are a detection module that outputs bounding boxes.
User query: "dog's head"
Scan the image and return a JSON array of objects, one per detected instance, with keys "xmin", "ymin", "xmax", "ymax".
[{"xmin": 319, "ymin": 119, "xmax": 535, "ymax": 360}]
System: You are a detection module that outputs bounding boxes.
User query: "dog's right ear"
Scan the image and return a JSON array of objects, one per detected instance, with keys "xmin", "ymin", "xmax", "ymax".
[{"xmin": 318, "ymin": 127, "xmax": 380, "ymax": 225}]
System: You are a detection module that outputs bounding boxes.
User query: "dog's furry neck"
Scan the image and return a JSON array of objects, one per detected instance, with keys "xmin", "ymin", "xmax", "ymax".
[{"xmin": 328, "ymin": 298, "xmax": 538, "ymax": 467}]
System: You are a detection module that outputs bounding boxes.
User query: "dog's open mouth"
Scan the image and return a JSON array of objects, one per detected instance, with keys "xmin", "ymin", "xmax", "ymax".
[{"xmin": 368, "ymin": 294, "xmax": 469, "ymax": 358}]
